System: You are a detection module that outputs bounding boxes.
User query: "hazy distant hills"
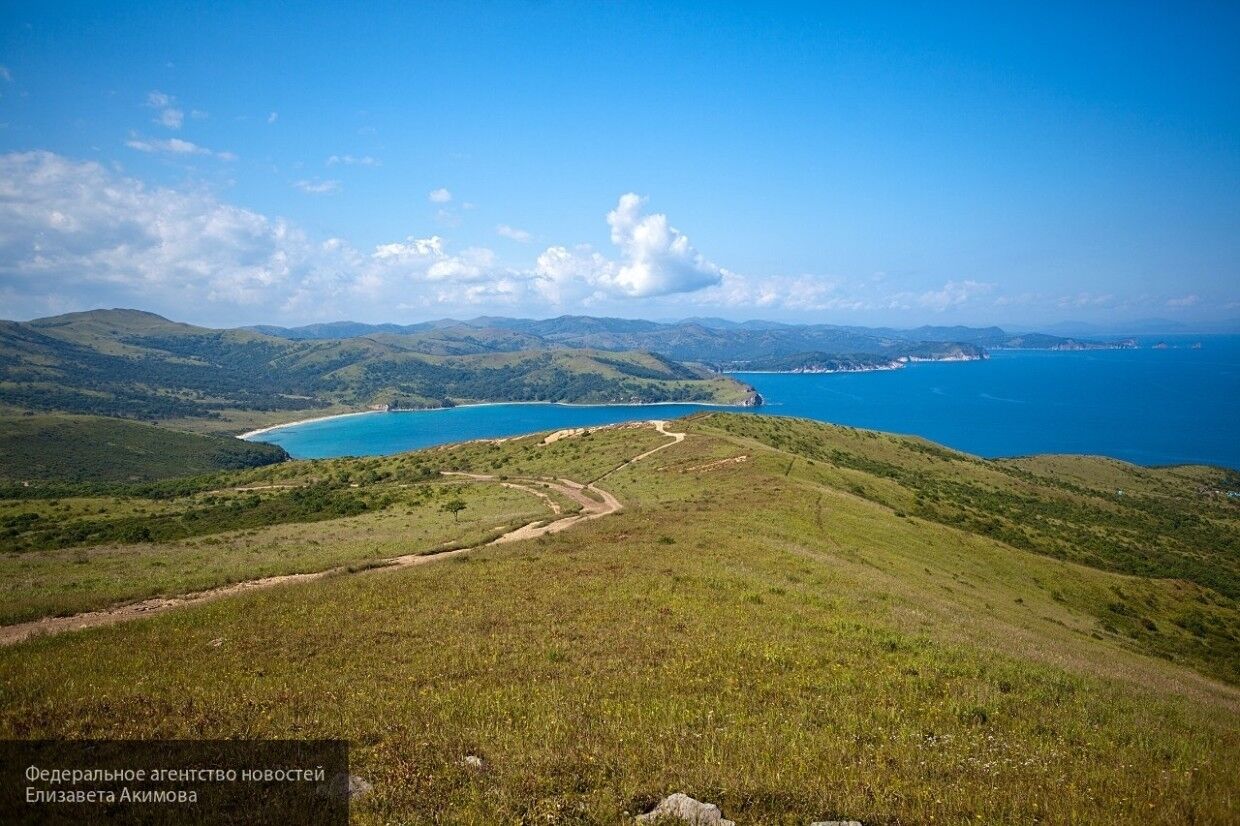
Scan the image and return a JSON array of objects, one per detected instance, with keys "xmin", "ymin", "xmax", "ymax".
[
  {"xmin": 246, "ymin": 315, "xmax": 1131, "ymax": 365},
  {"xmin": 0, "ymin": 310, "xmax": 756, "ymax": 428},
  {"xmin": 0, "ymin": 309, "xmax": 1149, "ymax": 430}
]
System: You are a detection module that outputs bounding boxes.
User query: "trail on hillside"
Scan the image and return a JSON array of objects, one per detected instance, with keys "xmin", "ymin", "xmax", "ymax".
[{"xmin": 0, "ymin": 421, "xmax": 684, "ymax": 647}]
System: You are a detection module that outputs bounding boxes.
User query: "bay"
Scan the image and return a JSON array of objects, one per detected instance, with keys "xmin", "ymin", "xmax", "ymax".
[{"xmin": 247, "ymin": 335, "xmax": 1240, "ymax": 468}]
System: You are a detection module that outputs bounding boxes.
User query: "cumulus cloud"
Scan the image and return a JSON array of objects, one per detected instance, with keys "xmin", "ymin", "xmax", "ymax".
[
  {"xmin": 0, "ymin": 151, "xmax": 333, "ymax": 313},
  {"xmin": 0, "ymin": 151, "xmax": 531, "ymax": 321},
  {"xmin": 603, "ymin": 194, "xmax": 723, "ymax": 297},
  {"xmin": 1, "ymin": 155, "xmax": 1012, "ymax": 323},
  {"xmin": 428, "ymin": 187, "xmax": 452, "ymax": 204},
  {"xmin": 530, "ymin": 193, "xmax": 724, "ymax": 301},
  {"xmin": 496, "ymin": 224, "xmax": 532, "ymax": 243},
  {"xmin": 293, "ymin": 178, "xmax": 341, "ymax": 195}
]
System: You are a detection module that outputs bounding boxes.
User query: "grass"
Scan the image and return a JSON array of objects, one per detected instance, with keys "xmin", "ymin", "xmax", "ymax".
[
  {"xmin": 0, "ymin": 414, "xmax": 1236, "ymax": 823},
  {"xmin": 0, "ymin": 481, "xmax": 549, "ymax": 624},
  {"xmin": 0, "ymin": 413, "xmax": 288, "ymax": 482}
]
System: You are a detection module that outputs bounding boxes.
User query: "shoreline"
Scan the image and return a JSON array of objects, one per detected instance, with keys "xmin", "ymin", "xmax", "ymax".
[
  {"xmin": 728, "ymin": 355, "xmax": 984, "ymax": 375},
  {"xmin": 236, "ymin": 398, "xmax": 749, "ymax": 441}
]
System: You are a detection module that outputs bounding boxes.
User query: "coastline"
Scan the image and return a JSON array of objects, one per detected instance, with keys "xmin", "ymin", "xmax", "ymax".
[
  {"xmin": 236, "ymin": 409, "xmax": 384, "ymax": 440},
  {"xmin": 728, "ymin": 354, "xmax": 984, "ymax": 375},
  {"xmin": 236, "ymin": 398, "xmax": 749, "ymax": 441}
]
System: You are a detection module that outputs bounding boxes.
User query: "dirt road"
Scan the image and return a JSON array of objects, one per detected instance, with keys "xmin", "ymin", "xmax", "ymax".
[{"xmin": 0, "ymin": 421, "xmax": 685, "ymax": 646}]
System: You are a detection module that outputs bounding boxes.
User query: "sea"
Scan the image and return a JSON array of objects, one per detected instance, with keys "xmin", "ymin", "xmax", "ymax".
[{"xmin": 246, "ymin": 335, "xmax": 1240, "ymax": 469}]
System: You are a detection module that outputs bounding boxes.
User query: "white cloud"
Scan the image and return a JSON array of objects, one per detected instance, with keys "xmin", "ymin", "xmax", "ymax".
[
  {"xmin": 0, "ymin": 151, "xmax": 525, "ymax": 320},
  {"xmin": 125, "ymin": 136, "xmax": 236, "ymax": 161},
  {"xmin": 327, "ymin": 154, "xmax": 379, "ymax": 167},
  {"xmin": 530, "ymin": 193, "xmax": 724, "ymax": 302},
  {"xmin": 0, "ymin": 66, "xmax": 12, "ymax": 83},
  {"xmin": 1166, "ymin": 293, "xmax": 1199, "ymax": 308},
  {"xmin": 267, "ymin": 112, "xmax": 279, "ymax": 124},
  {"xmin": 701, "ymin": 272, "xmax": 859, "ymax": 311},
  {"xmin": 0, "ymin": 151, "xmax": 339, "ymax": 314},
  {"xmin": 602, "ymin": 193, "xmax": 723, "ymax": 297},
  {"xmin": 1057, "ymin": 291, "xmax": 1115, "ymax": 309},
  {"xmin": 156, "ymin": 108, "xmax": 184, "ymax": 129},
  {"xmin": 915, "ymin": 280, "xmax": 995, "ymax": 312},
  {"xmin": 126, "ymin": 137, "xmax": 208, "ymax": 156},
  {"xmin": 145, "ymin": 90, "xmax": 184, "ymax": 130},
  {"xmin": 533, "ymin": 245, "xmax": 615, "ymax": 304},
  {"xmin": 13, "ymin": 155, "xmax": 1141, "ymax": 324},
  {"xmin": 496, "ymin": 224, "xmax": 532, "ymax": 243},
  {"xmin": 428, "ymin": 187, "xmax": 452, "ymax": 203},
  {"xmin": 293, "ymin": 179, "xmax": 341, "ymax": 195}
]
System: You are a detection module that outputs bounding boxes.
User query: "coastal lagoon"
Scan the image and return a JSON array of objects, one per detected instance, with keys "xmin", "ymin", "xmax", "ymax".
[{"xmin": 248, "ymin": 335, "xmax": 1240, "ymax": 469}]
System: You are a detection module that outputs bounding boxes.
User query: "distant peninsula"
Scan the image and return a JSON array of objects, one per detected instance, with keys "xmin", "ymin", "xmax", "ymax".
[{"xmin": 0, "ymin": 309, "xmax": 1146, "ymax": 432}]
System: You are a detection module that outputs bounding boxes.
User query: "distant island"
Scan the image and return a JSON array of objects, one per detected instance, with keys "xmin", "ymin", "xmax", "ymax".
[{"xmin": 994, "ymin": 333, "xmax": 1139, "ymax": 351}]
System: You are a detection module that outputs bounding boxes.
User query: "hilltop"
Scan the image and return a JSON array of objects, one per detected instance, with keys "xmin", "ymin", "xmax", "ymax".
[
  {"xmin": 248, "ymin": 314, "xmax": 1137, "ymax": 368},
  {"xmin": 0, "ymin": 310, "xmax": 756, "ymax": 431},
  {"xmin": 0, "ymin": 414, "xmax": 1235, "ymax": 822}
]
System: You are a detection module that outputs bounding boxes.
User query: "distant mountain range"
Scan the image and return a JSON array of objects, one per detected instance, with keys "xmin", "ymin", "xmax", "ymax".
[
  {"xmin": 0, "ymin": 309, "xmax": 1154, "ymax": 432},
  {"xmin": 0, "ymin": 310, "xmax": 757, "ymax": 429},
  {"xmin": 246, "ymin": 315, "xmax": 1138, "ymax": 367}
]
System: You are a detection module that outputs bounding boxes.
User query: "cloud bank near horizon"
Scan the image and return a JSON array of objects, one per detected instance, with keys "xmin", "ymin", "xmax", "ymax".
[{"xmin": 0, "ymin": 151, "xmax": 1227, "ymax": 326}]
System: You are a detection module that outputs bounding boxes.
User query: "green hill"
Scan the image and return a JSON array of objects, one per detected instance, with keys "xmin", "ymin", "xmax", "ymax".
[
  {"xmin": 0, "ymin": 414, "xmax": 288, "ymax": 482},
  {"xmin": 0, "ymin": 310, "xmax": 757, "ymax": 430},
  {"xmin": 0, "ymin": 414, "xmax": 1235, "ymax": 822}
]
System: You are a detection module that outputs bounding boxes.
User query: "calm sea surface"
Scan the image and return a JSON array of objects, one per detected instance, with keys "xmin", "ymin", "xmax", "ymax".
[{"xmin": 248, "ymin": 335, "xmax": 1240, "ymax": 468}]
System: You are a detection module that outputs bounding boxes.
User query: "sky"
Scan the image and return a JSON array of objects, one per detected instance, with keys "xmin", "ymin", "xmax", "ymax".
[{"xmin": 1, "ymin": 1, "xmax": 1237, "ymax": 329}]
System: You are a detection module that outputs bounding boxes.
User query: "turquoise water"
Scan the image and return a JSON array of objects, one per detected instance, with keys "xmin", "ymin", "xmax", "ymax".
[{"xmin": 248, "ymin": 335, "xmax": 1240, "ymax": 468}]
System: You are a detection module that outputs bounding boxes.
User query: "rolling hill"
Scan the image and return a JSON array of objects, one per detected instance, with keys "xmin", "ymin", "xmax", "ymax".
[
  {"xmin": 0, "ymin": 414, "xmax": 1235, "ymax": 822},
  {"xmin": 0, "ymin": 310, "xmax": 757, "ymax": 430},
  {"xmin": 249, "ymin": 315, "xmax": 1136, "ymax": 366},
  {"xmin": 0, "ymin": 414, "xmax": 289, "ymax": 483}
]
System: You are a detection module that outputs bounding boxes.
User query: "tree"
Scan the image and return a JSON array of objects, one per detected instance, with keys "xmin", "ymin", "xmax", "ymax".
[{"xmin": 442, "ymin": 498, "xmax": 467, "ymax": 521}]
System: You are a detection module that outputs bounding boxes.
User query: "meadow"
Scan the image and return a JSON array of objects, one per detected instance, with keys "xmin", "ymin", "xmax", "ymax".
[{"xmin": 0, "ymin": 414, "xmax": 1236, "ymax": 823}]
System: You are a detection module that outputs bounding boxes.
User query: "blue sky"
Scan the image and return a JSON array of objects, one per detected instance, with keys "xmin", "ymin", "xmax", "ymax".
[{"xmin": 1, "ymin": 1, "xmax": 1237, "ymax": 328}]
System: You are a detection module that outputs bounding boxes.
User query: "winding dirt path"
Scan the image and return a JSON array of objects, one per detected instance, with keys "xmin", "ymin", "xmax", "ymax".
[{"xmin": 0, "ymin": 421, "xmax": 685, "ymax": 647}]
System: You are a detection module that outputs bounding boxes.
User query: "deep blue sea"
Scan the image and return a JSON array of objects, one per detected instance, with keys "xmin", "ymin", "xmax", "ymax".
[{"xmin": 248, "ymin": 335, "xmax": 1240, "ymax": 469}]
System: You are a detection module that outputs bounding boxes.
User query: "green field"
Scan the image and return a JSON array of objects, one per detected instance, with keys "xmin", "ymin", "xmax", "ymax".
[{"xmin": 0, "ymin": 414, "xmax": 1236, "ymax": 823}]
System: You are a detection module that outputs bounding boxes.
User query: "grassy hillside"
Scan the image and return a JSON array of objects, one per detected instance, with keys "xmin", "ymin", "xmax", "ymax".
[
  {"xmin": 0, "ymin": 415, "xmax": 1236, "ymax": 823},
  {"xmin": 255, "ymin": 315, "xmax": 1124, "ymax": 362},
  {"xmin": 0, "ymin": 310, "xmax": 757, "ymax": 430},
  {"xmin": 0, "ymin": 414, "xmax": 288, "ymax": 483}
]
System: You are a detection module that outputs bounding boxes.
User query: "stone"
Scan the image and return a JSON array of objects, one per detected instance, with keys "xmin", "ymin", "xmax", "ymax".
[
  {"xmin": 460, "ymin": 755, "xmax": 484, "ymax": 769},
  {"xmin": 809, "ymin": 821, "xmax": 862, "ymax": 826},
  {"xmin": 346, "ymin": 775, "xmax": 372, "ymax": 800},
  {"xmin": 636, "ymin": 793, "xmax": 735, "ymax": 826}
]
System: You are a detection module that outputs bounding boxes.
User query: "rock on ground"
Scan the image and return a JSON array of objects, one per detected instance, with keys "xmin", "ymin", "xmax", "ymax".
[
  {"xmin": 346, "ymin": 774, "xmax": 372, "ymax": 799},
  {"xmin": 810, "ymin": 821, "xmax": 863, "ymax": 826},
  {"xmin": 636, "ymin": 793, "xmax": 735, "ymax": 826}
]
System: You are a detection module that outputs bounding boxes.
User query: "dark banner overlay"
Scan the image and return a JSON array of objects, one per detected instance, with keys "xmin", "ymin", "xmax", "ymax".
[{"xmin": 0, "ymin": 740, "xmax": 349, "ymax": 825}]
